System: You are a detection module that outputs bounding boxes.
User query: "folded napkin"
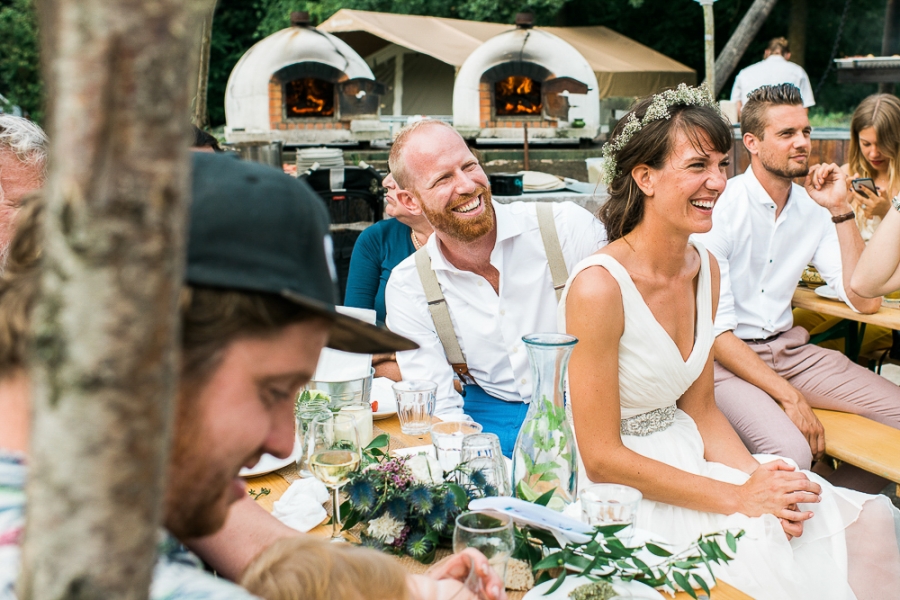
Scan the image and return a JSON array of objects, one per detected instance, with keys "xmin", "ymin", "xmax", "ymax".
[
  {"xmin": 271, "ymin": 478, "xmax": 330, "ymax": 532},
  {"xmin": 313, "ymin": 306, "xmax": 375, "ymax": 381}
]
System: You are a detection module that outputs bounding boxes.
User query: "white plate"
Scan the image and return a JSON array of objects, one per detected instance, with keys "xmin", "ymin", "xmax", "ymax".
[
  {"xmin": 240, "ymin": 439, "xmax": 301, "ymax": 478},
  {"xmin": 523, "ymin": 575, "xmax": 664, "ymax": 600},
  {"xmin": 815, "ymin": 284, "xmax": 840, "ymax": 300},
  {"xmin": 371, "ymin": 377, "xmax": 397, "ymax": 420},
  {"xmin": 468, "ymin": 497, "xmax": 594, "ymax": 544}
]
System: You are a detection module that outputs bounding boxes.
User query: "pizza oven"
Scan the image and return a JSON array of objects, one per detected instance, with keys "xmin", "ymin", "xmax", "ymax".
[
  {"xmin": 452, "ymin": 14, "xmax": 599, "ymax": 143},
  {"xmin": 225, "ymin": 12, "xmax": 388, "ymax": 145}
]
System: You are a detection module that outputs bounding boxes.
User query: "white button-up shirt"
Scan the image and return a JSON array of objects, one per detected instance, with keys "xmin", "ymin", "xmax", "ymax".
[
  {"xmin": 385, "ymin": 201, "xmax": 606, "ymax": 419},
  {"xmin": 730, "ymin": 55, "xmax": 815, "ymax": 108},
  {"xmin": 694, "ymin": 166, "xmax": 853, "ymax": 341}
]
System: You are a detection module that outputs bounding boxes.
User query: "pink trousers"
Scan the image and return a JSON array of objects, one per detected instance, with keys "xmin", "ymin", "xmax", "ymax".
[{"xmin": 713, "ymin": 327, "xmax": 900, "ymax": 487}]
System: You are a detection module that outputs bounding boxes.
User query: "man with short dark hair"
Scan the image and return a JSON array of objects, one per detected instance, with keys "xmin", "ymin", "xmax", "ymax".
[
  {"xmin": 385, "ymin": 120, "xmax": 606, "ymax": 455},
  {"xmin": 696, "ymin": 83, "xmax": 900, "ymax": 492},
  {"xmin": 731, "ymin": 37, "xmax": 815, "ymax": 119}
]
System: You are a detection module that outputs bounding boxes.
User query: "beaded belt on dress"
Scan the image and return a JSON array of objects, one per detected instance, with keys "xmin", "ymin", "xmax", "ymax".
[{"xmin": 620, "ymin": 405, "xmax": 676, "ymax": 436}]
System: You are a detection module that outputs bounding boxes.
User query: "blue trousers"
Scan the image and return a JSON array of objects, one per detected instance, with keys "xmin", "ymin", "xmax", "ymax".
[{"xmin": 462, "ymin": 385, "xmax": 529, "ymax": 458}]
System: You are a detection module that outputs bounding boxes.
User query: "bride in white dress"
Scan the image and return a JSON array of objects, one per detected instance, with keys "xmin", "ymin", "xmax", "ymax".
[{"xmin": 559, "ymin": 87, "xmax": 900, "ymax": 599}]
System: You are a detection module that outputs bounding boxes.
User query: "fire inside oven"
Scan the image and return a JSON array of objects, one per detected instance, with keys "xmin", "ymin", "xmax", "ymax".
[
  {"xmin": 495, "ymin": 76, "xmax": 542, "ymax": 116},
  {"xmin": 285, "ymin": 78, "xmax": 335, "ymax": 117}
]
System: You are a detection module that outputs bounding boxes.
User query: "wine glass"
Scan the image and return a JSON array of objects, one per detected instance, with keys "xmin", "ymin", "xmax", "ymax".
[
  {"xmin": 307, "ymin": 413, "xmax": 362, "ymax": 542},
  {"xmin": 453, "ymin": 511, "xmax": 515, "ymax": 587}
]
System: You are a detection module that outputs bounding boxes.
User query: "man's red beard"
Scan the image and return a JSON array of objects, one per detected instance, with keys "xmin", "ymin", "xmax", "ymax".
[{"xmin": 420, "ymin": 187, "xmax": 495, "ymax": 242}]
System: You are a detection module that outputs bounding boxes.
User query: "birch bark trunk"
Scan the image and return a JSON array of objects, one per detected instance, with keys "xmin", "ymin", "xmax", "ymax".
[
  {"xmin": 192, "ymin": 0, "xmax": 219, "ymax": 129},
  {"xmin": 18, "ymin": 0, "xmax": 205, "ymax": 597},
  {"xmin": 712, "ymin": 0, "xmax": 780, "ymax": 96}
]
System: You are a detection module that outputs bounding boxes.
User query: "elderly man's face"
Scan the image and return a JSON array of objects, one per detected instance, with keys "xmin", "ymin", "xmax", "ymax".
[
  {"xmin": 403, "ymin": 126, "xmax": 494, "ymax": 242},
  {"xmin": 0, "ymin": 150, "xmax": 43, "ymax": 261},
  {"xmin": 164, "ymin": 318, "xmax": 330, "ymax": 539}
]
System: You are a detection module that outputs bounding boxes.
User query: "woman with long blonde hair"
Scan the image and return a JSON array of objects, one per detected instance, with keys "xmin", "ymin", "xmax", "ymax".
[{"xmin": 843, "ymin": 93, "xmax": 900, "ymax": 235}]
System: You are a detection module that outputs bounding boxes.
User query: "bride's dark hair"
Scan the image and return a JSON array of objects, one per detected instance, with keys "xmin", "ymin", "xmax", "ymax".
[{"xmin": 599, "ymin": 98, "xmax": 732, "ymax": 241}]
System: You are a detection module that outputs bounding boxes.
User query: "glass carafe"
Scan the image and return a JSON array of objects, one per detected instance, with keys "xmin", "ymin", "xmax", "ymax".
[{"xmin": 511, "ymin": 333, "xmax": 578, "ymax": 511}]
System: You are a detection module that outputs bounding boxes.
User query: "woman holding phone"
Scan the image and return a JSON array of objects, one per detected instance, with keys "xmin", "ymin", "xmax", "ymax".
[
  {"xmin": 841, "ymin": 93, "xmax": 900, "ymax": 237},
  {"xmin": 794, "ymin": 94, "xmax": 900, "ymax": 357}
]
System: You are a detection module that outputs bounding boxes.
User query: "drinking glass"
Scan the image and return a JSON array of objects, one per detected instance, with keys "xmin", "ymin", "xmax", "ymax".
[
  {"xmin": 453, "ymin": 511, "xmax": 515, "ymax": 586},
  {"xmin": 295, "ymin": 405, "xmax": 331, "ymax": 477},
  {"xmin": 461, "ymin": 433, "xmax": 510, "ymax": 496},
  {"xmin": 339, "ymin": 401, "xmax": 374, "ymax": 446},
  {"xmin": 393, "ymin": 380, "xmax": 437, "ymax": 435},
  {"xmin": 307, "ymin": 413, "xmax": 362, "ymax": 542},
  {"xmin": 580, "ymin": 483, "xmax": 642, "ymax": 543},
  {"xmin": 431, "ymin": 421, "xmax": 483, "ymax": 474}
]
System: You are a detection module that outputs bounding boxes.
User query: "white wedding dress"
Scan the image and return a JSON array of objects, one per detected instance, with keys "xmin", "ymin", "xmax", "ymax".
[{"xmin": 558, "ymin": 241, "xmax": 900, "ymax": 600}]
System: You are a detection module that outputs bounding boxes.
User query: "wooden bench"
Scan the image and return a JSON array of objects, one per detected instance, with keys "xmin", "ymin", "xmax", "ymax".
[{"xmin": 814, "ymin": 408, "xmax": 900, "ymax": 490}]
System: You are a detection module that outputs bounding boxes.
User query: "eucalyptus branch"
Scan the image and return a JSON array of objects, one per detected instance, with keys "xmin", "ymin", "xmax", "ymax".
[{"xmin": 516, "ymin": 524, "xmax": 744, "ymax": 599}]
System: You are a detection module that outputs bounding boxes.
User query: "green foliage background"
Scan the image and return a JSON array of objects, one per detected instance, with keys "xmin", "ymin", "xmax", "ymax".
[{"xmin": 0, "ymin": 0, "xmax": 893, "ymax": 128}]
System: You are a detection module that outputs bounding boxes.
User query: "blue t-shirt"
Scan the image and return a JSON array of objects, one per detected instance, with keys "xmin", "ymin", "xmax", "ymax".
[{"xmin": 344, "ymin": 218, "xmax": 416, "ymax": 325}]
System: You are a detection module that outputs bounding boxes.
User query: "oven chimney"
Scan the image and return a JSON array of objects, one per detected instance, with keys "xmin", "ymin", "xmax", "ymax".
[
  {"xmin": 290, "ymin": 11, "xmax": 311, "ymax": 28},
  {"xmin": 514, "ymin": 12, "xmax": 535, "ymax": 29}
]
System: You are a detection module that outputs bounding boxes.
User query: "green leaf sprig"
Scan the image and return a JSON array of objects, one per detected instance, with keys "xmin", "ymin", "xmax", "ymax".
[{"xmin": 513, "ymin": 491, "xmax": 744, "ymax": 599}]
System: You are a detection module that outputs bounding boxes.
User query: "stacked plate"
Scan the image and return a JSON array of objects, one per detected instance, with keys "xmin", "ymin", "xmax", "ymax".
[
  {"xmin": 521, "ymin": 170, "xmax": 565, "ymax": 192},
  {"xmin": 296, "ymin": 147, "xmax": 345, "ymax": 173}
]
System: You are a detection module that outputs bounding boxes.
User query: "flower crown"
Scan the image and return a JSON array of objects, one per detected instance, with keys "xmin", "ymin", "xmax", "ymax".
[{"xmin": 600, "ymin": 84, "xmax": 719, "ymax": 186}]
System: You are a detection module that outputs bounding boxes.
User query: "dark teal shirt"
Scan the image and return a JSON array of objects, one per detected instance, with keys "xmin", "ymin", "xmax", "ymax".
[{"xmin": 344, "ymin": 218, "xmax": 415, "ymax": 325}]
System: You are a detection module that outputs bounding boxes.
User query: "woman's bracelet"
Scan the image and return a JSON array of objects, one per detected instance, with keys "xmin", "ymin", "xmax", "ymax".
[{"xmin": 892, "ymin": 194, "xmax": 900, "ymax": 213}]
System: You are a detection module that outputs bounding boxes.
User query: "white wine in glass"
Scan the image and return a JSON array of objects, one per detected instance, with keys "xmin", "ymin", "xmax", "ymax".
[{"xmin": 307, "ymin": 413, "xmax": 362, "ymax": 542}]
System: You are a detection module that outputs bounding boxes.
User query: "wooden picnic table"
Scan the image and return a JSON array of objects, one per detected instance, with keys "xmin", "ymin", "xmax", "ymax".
[
  {"xmin": 245, "ymin": 414, "xmax": 752, "ymax": 600},
  {"xmin": 792, "ymin": 285, "xmax": 900, "ymax": 361},
  {"xmin": 792, "ymin": 285, "xmax": 900, "ymax": 330}
]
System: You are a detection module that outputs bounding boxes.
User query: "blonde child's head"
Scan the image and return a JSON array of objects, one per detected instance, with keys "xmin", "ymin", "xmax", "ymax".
[{"xmin": 240, "ymin": 536, "xmax": 410, "ymax": 600}]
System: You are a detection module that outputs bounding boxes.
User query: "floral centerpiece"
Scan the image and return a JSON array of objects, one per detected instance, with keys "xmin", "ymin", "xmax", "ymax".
[{"xmin": 339, "ymin": 434, "xmax": 496, "ymax": 563}]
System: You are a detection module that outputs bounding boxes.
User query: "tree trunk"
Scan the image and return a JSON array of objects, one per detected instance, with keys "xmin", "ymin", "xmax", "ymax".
[
  {"xmin": 713, "ymin": 0, "xmax": 780, "ymax": 96},
  {"xmin": 19, "ymin": 0, "xmax": 204, "ymax": 597},
  {"xmin": 880, "ymin": 0, "xmax": 897, "ymax": 94},
  {"xmin": 192, "ymin": 0, "xmax": 218, "ymax": 129},
  {"xmin": 789, "ymin": 0, "xmax": 807, "ymax": 67}
]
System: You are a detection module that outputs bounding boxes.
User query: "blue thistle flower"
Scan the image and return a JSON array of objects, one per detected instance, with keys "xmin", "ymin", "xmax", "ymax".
[
  {"xmin": 359, "ymin": 532, "xmax": 386, "ymax": 552},
  {"xmin": 442, "ymin": 490, "xmax": 459, "ymax": 512},
  {"xmin": 345, "ymin": 479, "xmax": 376, "ymax": 512},
  {"xmin": 469, "ymin": 469, "xmax": 487, "ymax": 489},
  {"xmin": 408, "ymin": 486, "xmax": 434, "ymax": 514},
  {"xmin": 483, "ymin": 483, "xmax": 498, "ymax": 497},
  {"xmin": 425, "ymin": 505, "xmax": 450, "ymax": 533},
  {"xmin": 406, "ymin": 532, "xmax": 435, "ymax": 561},
  {"xmin": 385, "ymin": 496, "xmax": 409, "ymax": 520}
]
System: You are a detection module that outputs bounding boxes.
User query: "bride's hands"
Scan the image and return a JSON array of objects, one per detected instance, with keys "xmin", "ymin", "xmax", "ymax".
[
  {"xmin": 736, "ymin": 460, "xmax": 821, "ymax": 522},
  {"xmin": 779, "ymin": 504, "xmax": 804, "ymax": 540}
]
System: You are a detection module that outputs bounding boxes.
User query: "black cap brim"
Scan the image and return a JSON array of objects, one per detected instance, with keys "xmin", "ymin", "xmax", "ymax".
[{"xmin": 282, "ymin": 290, "xmax": 417, "ymax": 354}]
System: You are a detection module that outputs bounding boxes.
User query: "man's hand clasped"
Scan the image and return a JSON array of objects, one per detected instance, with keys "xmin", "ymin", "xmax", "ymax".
[{"xmin": 739, "ymin": 460, "xmax": 822, "ymax": 540}]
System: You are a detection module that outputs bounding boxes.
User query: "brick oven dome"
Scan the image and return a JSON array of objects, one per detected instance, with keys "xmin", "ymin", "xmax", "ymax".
[
  {"xmin": 225, "ymin": 26, "xmax": 376, "ymax": 133},
  {"xmin": 453, "ymin": 28, "xmax": 599, "ymax": 134}
]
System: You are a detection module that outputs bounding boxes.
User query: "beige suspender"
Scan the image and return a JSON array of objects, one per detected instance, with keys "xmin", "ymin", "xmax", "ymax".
[
  {"xmin": 414, "ymin": 203, "xmax": 568, "ymax": 384},
  {"xmin": 415, "ymin": 248, "xmax": 476, "ymax": 385},
  {"xmin": 535, "ymin": 203, "xmax": 568, "ymax": 302}
]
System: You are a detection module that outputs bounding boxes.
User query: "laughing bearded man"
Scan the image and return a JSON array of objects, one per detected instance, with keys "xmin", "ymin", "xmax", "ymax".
[{"xmin": 384, "ymin": 120, "xmax": 607, "ymax": 456}]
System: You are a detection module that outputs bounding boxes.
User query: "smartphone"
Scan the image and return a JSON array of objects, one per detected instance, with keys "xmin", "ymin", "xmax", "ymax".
[{"xmin": 851, "ymin": 178, "xmax": 877, "ymax": 194}]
